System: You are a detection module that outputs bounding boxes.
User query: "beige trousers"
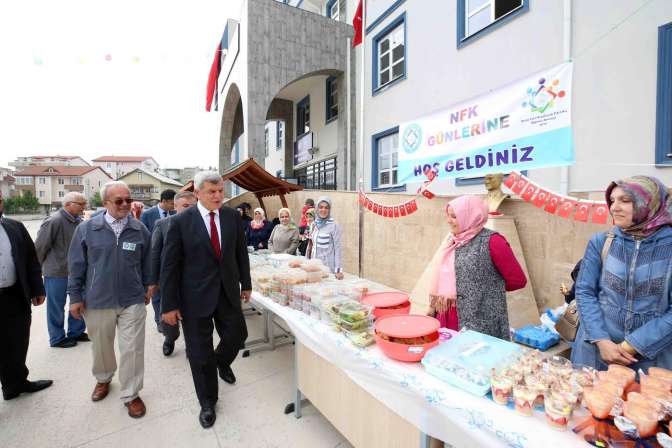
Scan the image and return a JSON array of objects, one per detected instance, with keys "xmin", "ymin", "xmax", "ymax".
[{"xmin": 84, "ymin": 303, "xmax": 146, "ymax": 403}]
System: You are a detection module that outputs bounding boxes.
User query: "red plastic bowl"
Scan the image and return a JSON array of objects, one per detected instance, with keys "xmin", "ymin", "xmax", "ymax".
[
  {"xmin": 374, "ymin": 315, "xmax": 440, "ymax": 363},
  {"xmin": 361, "ymin": 292, "xmax": 411, "ymax": 319}
]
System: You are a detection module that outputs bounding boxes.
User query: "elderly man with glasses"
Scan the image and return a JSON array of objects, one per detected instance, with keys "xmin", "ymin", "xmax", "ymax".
[
  {"xmin": 35, "ymin": 192, "xmax": 89, "ymax": 348},
  {"xmin": 67, "ymin": 181, "xmax": 152, "ymax": 419}
]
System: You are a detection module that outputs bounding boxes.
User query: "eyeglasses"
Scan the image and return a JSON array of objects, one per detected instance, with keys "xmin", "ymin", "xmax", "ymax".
[
  {"xmin": 71, "ymin": 202, "xmax": 87, "ymax": 206},
  {"xmin": 110, "ymin": 198, "xmax": 133, "ymax": 206}
]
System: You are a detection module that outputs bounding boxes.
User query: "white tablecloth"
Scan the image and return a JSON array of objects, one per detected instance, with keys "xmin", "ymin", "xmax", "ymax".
[{"xmin": 251, "ymin": 292, "xmax": 588, "ymax": 448}]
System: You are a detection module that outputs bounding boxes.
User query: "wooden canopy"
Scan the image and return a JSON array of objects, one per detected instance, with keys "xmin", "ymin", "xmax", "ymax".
[{"xmin": 180, "ymin": 158, "xmax": 303, "ymax": 209}]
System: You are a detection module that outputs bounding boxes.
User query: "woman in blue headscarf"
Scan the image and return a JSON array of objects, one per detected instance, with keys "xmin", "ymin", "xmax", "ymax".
[{"xmin": 307, "ymin": 196, "xmax": 344, "ymax": 280}]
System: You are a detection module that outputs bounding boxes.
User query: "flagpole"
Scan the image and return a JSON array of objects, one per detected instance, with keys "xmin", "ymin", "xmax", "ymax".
[{"xmin": 357, "ymin": 0, "xmax": 366, "ymax": 278}]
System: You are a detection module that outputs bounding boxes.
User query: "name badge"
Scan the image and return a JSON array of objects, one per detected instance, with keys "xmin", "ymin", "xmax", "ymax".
[{"xmin": 122, "ymin": 242, "xmax": 137, "ymax": 251}]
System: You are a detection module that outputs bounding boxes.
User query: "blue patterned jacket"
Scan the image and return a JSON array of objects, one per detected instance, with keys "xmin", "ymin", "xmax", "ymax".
[{"xmin": 571, "ymin": 225, "xmax": 672, "ymax": 371}]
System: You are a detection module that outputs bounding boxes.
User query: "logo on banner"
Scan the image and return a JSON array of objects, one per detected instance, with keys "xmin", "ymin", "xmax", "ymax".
[
  {"xmin": 402, "ymin": 124, "xmax": 423, "ymax": 154},
  {"xmin": 522, "ymin": 77, "xmax": 566, "ymax": 114}
]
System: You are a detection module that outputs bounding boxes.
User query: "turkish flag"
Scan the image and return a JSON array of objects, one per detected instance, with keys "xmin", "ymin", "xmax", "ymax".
[
  {"xmin": 366, "ymin": 197, "xmax": 373, "ymax": 211},
  {"xmin": 521, "ymin": 183, "xmax": 538, "ymax": 202},
  {"xmin": 406, "ymin": 200, "xmax": 418, "ymax": 214},
  {"xmin": 574, "ymin": 201, "xmax": 591, "ymax": 222},
  {"xmin": 383, "ymin": 206, "xmax": 390, "ymax": 217},
  {"xmin": 400, "ymin": 204, "xmax": 407, "ymax": 216},
  {"xmin": 358, "ymin": 192, "xmax": 365, "ymax": 206},
  {"xmin": 352, "ymin": 0, "xmax": 363, "ymax": 48},
  {"xmin": 532, "ymin": 188, "xmax": 550, "ymax": 208},
  {"xmin": 504, "ymin": 171, "xmax": 519, "ymax": 189},
  {"xmin": 373, "ymin": 203, "xmax": 380, "ymax": 215},
  {"xmin": 422, "ymin": 188, "xmax": 435, "ymax": 200},
  {"xmin": 557, "ymin": 199, "xmax": 577, "ymax": 218},
  {"xmin": 544, "ymin": 194, "xmax": 562, "ymax": 214},
  {"xmin": 205, "ymin": 43, "xmax": 222, "ymax": 112},
  {"xmin": 393, "ymin": 206, "xmax": 400, "ymax": 218},
  {"xmin": 592, "ymin": 202, "xmax": 610, "ymax": 224},
  {"xmin": 512, "ymin": 177, "xmax": 528, "ymax": 194}
]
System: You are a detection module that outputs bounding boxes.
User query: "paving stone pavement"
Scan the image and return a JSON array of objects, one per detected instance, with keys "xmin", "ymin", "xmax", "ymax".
[{"xmin": 0, "ymin": 219, "xmax": 352, "ymax": 448}]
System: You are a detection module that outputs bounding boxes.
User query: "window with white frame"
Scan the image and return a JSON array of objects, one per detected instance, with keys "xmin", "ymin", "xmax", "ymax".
[
  {"xmin": 138, "ymin": 172, "xmax": 143, "ymax": 181},
  {"xmin": 58, "ymin": 191, "xmax": 64, "ymax": 198},
  {"xmin": 376, "ymin": 131, "xmax": 399, "ymax": 188},
  {"xmin": 71, "ymin": 177, "xmax": 82, "ymax": 185},
  {"xmin": 464, "ymin": 0, "xmax": 524, "ymax": 38},
  {"xmin": 327, "ymin": 0, "xmax": 339, "ymax": 20},
  {"xmin": 39, "ymin": 191, "xmax": 45, "ymax": 198},
  {"xmin": 16, "ymin": 176, "xmax": 33, "ymax": 185},
  {"xmin": 57, "ymin": 177, "xmax": 64, "ymax": 185},
  {"xmin": 107, "ymin": 162, "xmax": 111, "ymax": 168},
  {"xmin": 375, "ymin": 20, "xmax": 405, "ymax": 90},
  {"xmin": 38, "ymin": 177, "xmax": 46, "ymax": 185}
]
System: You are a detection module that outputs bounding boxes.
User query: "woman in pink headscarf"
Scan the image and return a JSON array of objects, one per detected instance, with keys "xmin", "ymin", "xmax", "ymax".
[{"xmin": 428, "ymin": 195, "xmax": 527, "ymax": 340}]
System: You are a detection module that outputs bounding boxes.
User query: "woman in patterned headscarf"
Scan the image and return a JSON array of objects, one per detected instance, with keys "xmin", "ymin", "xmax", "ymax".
[{"xmin": 572, "ymin": 176, "xmax": 672, "ymax": 371}]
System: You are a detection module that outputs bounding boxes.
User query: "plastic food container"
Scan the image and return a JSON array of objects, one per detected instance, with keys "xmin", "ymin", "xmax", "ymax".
[
  {"xmin": 584, "ymin": 386, "xmax": 618, "ymax": 419},
  {"xmin": 544, "ymin": 389, "xmax": 573, "ymax": 431},
  {"xmin": 513, "ymin": 385, "xmax": 536, "ymax": 416},
  {"xmin": 512, "ymin": 325, "xmax": 560, "ymax": 351},
  {"xmin": 374, "ymin": 315, "xmax": 440, "ymax": 362},
  {"xmin": 491, "ymin": 369, "xmax": 514, "ymax": 405},
  {"xmin": 343, "ymin": 329, "xmax": 375, "ymax": 347},
  {"xmin": 361, "ymin": 292, "xmax": 411, "ymax": 319},
  {"xmin": 339, "ymin": 302, "xmax": 373, "ymax": 324}
]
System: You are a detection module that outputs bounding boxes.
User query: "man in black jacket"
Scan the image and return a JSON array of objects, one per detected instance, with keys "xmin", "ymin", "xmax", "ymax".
[
  {"xmin": 161, "ymin": 172, "xmax": 251, "ymax": 429},
  {"xmin": 148, "ymin": 191, "xmax": 196, "ymax": 356},
  {"xmin": 0, "ymin": 193, "xmax": 53, "ymax": 400}
]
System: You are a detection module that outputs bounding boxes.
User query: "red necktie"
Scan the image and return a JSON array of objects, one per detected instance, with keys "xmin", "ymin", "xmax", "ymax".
[{"xmin": 209, "ymin": 211, "xmax": 221, "ymax": 258}]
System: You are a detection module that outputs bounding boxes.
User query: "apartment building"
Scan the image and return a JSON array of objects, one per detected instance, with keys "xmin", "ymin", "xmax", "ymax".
[
  {"xmin": 13, "ymin": 165, "xmax": 112, "ymax": 210},
  {"xmin": 118, "ymin": 168, "xmax": 184, "ymax": 205},
  {"xmin": 0, "ymin": 167, "xmax": 15, "ymax": 199},
  {"xmin": 9, "ymin": 155, "xmax": 90, "ymax": 170},
  {"xmin": 92, "ymin": 156, "xmax": 159, "ymax": 179},
  {"xmin": 216, "ymin": 0, "xmax": 672, "ymax": 194}
]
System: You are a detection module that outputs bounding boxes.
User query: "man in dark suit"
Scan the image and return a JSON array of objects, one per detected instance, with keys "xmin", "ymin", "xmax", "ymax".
[
  {"xmin": 0, "ymin": 193, "xmax": 53, "ymax": 400},
  {"xmin": 140, "ymin": 189, "xmax": 176, "ymax": 234},
  {"xmin": 161, "ymin": 172, "xmax": 251, "ymax": 429},
  {"xmin": 148, "ymin": 191, "xmax": 196, "ymax": 356},
  {"xmin": 141, "ymin": 188, "xmax": 176, "ymax": 329}
]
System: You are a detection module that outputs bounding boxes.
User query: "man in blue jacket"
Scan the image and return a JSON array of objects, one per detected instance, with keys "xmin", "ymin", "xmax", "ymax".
[
  {"xmin": 68, "ymin": 181, "xmax": 152, "ymax": 419},
  {"xmin": 140, "ymin": 189, "xmax": 176, "ymax": 234}
]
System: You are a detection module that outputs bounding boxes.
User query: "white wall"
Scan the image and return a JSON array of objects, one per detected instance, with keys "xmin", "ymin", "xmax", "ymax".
[
  {"xmin": 264, "ymin": 121, "xmax": 286, "ymax": 176},
  {"xmin": 357, "ymin": 0, "xmax": 672, "ymax": 194}
]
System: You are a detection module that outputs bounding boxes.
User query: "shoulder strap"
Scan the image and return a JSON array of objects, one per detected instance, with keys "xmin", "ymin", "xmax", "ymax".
[{"xmin": 601, "ymin": 231, "xmax": 615, "ymax": 264}]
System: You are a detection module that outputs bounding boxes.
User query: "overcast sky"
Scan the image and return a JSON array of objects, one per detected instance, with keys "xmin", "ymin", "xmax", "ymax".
[{"xmin": 0, "ymin": 0, "xmax": 242, "ymax": 169}]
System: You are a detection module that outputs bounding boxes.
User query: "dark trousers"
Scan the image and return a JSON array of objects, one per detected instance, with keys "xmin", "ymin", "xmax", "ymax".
[
  {"xmin": 162, "ymin": 322, "xmax": 180, "ymax": 343},
  {"xmin": 182, "ymin": 294, "xmax": 247, "ymax": 408},
  {"xmin": 151, "ymin": 291, "xmax": 161, "ymax": 326},
  {"xmin": 0, "ymin": 284, "xmax": 31, "ymax": 393}
]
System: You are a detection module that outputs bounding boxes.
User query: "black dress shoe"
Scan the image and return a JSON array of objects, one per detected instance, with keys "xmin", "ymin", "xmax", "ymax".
[
  {"xmin": 199, "ymin": 406, "xmax": 216, "ymax": 428},
  {"xmin": 52, "ymin": 338, "xmax": 77, "ymax": 348},
  {"xmin": 3, "ymin": 380, "xmax": 53, "ymax": 400},
  {"xmin": 162, "ymin": 341, "xmax": 174, "ymax": 356},
  {"xmin": 74, "ymin": 333, "xmax": 90, "ymax": 342},
  {"xmin": 218, "ymin": 365, "xmax": 236, "ymax": 384}
]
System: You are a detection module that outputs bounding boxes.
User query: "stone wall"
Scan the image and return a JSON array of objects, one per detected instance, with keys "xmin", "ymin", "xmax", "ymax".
[{"xmin": 226, "ymin": 189, "xmax": 609, "ymax": 313}]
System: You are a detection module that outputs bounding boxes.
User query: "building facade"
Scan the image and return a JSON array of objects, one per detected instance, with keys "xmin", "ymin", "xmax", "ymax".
[
  {"xmin": 9, "ymin": 155, "xmax": 89, "ymax": 170},
  {"xmin": 92, "ymin": 156, "xmax": 159, "ymax": 179},
  {"xmin": 13, "ymin": 165, "xmax": 112, "ymax": 210},
  {"xmin": 117, "ymin": 168, "xmax": 184, "ymax": 205},
  {"xmin": 0, "ymin": 167, "xmax": 15, "ymax": 199},
  {"xmin": 217, "ymin": 0, "xmax": 672, "ymax": 195}
]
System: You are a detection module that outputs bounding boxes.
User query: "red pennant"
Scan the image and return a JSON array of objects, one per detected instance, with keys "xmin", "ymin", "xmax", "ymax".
[
  {"xmin": 557, "ymin": 199, "xmax": 577, "ymax": 218},
  {"xmin": 383, "ymin": 206, "xmax": 390, "ymax": 217},
  {"xmin": 358, "ymin": 192, "xmax": 365, "ymax": 206},
  {"xmin": 373, "ymin": 203, "xmax": 380, "ymax": 215},
  {"xmin": 521, "ymin": 183, "xmax": 538, "ymax": 202},
  {"xmin": 400, "ymin": 205, "xmax": 407, "ymax": 216},
  {"xmin": 366, "ymin": 198, "xmax": 373, "ymax": 211},
  {"xmin": 511, "ymin": 177, "xmax": 528, "ymax": 194},
  {"xmin": 393, "ymin": 206, "xmax": 400, "ymax": 218},
  {"xmin": 544, "ymin": 194, "xmax": 562, "ymax": 214},
  {"xmin": 504, "ymin": 171, "xmax": 519, "ymax": 189},
  {"xmin": 424, "ymin": 167, "xmax": 437, "ymax": 182},
  {"xmin": 574, "ymin": 201, "xmax": 591, "ymax": 222},
  {"xmin": 409, "ymin": 200, "xmax": 418, "ymax": 213},
  {"xmin": 592, "ymin": 202, "xmax": 610, "ymax": 224},
  {"xmin": 422, "ymin": 189, "xmax": 435, "ymax": 200},
  {"xmin": 532, "ymin": 188, "xmax": 550, "ymax": 208}
]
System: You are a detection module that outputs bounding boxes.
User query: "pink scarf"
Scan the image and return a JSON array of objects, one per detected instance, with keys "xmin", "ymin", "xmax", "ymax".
[{"xmin": 430, "ymin": 196, "xmax": 489, "ymax": 328}]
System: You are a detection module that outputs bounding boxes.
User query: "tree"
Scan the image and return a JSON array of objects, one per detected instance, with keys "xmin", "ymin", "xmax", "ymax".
[
  {"xmin": 20, "ymin": 190, "xmax": 39, "ymax": 211},
  {"xmin": 90, "ymin": 192, "xmax": 103, "ymax": 208}
]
